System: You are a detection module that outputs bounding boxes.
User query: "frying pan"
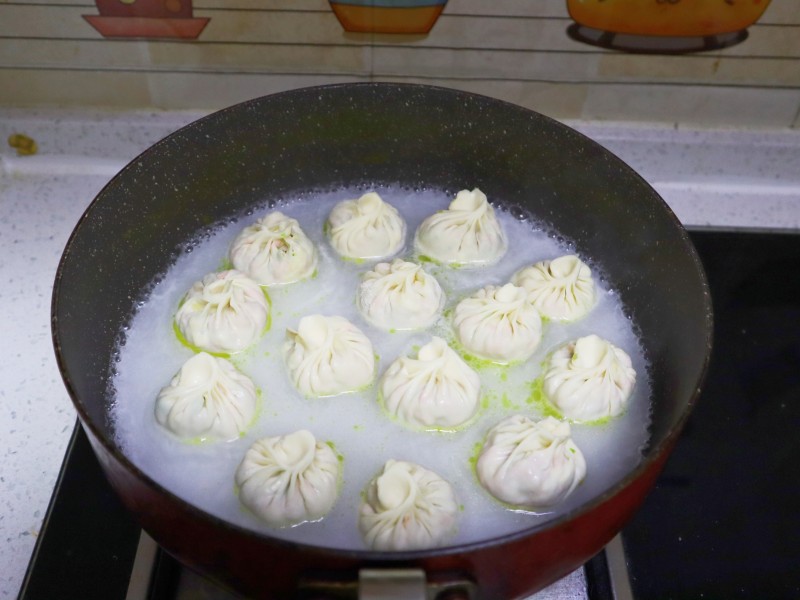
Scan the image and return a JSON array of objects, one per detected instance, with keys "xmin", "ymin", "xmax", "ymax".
[{"xmin": 52, "ymin": 83, "xmax": 712, "ymax": 599}]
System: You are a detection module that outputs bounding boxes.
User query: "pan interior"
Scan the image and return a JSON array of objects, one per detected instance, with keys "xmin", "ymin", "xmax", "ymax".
[{"xmin": 109, "ymin": 183, "xmax": 653, "ymax": 549}]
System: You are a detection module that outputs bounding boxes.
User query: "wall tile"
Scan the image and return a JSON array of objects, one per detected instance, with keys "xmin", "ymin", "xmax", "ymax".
[
  {"xmin": 147, "ymin": 72, "xmax": 367, "ymax": 110},
  {"xmin": 0, "ymin": 69, "xmax": 152, "ymax": 108},
  {"xmin": 0, "ymin": 0, "xmax": 797, "ymax": 128}
]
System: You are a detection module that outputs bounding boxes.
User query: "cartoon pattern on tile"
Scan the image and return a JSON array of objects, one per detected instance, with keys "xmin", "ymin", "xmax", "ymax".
[
  {"xmin": 329, "ymin": 0, "xmax": 448, "ymax": 34},
  {"xmin": 566, "ymin": 0, "xmax": 772, "ymax": 53},
  {"xmin": 83, "ymin": 0, "xmax": 210, "ymax": 39}
]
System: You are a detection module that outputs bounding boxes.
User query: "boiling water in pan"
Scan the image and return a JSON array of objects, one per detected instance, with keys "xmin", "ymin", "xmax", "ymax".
[{"xmin": 110, "ymin": 186, "xmax": 651, "ymax": 550}]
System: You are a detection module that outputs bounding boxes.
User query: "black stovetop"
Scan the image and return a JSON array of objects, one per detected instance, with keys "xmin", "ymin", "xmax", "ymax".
[
  {"xmin": 621, "ymin": 230, "xmax": 800, "ymax": 599},
  {"xmin": 20, "ymin": 230, "xmax": 800, "ymax": 600}
]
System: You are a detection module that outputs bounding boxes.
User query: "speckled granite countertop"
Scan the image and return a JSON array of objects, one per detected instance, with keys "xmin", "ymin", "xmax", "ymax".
[{"xmin": 1, "ymin": 108, "xmax": 798, "ymax": 598}]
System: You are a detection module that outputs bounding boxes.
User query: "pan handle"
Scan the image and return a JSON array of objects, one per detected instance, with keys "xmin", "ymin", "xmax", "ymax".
[
  {"xmin": 360, "ymin": 569, "xmax": 426, "ymax": 600},
  {"xmin": 297, "ymin": 568, "xmax": 478, "ymax": 600}
]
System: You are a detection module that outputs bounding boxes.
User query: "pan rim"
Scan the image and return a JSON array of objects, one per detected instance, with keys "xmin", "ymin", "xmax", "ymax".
[{"xmin": 50, "ymin": 81, "xmax": 714, "ymax": 561}]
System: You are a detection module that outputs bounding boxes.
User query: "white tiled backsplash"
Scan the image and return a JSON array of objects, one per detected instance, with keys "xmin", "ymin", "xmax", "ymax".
[{"xmin": 0, "ymin": 0, "xmax": 798, "ymax": 128}]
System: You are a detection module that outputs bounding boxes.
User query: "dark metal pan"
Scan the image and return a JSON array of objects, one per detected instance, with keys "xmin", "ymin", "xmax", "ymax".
[{"xmin": 52, "ymin": 83, "xmax": 712, "ymax": 599}]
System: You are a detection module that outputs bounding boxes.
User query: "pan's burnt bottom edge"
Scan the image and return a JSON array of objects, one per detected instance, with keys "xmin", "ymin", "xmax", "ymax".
[{"xmin": 20, "ymin": 422, "xmax": 606, "ymax": 599}]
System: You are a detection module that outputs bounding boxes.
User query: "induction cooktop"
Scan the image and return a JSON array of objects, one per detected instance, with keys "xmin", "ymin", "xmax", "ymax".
[{"xmin": 20, "ymin": 229, "xmax": 800, "ymax": 600}]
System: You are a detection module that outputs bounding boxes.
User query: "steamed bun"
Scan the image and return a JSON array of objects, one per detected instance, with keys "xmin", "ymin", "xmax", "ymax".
[
  {"xmin": 511, "ymin": 255, "xmax": 596, "ymax": 321},
  {"xmin": 174, "ymin": 269, "xmax": 269, "ymax": 355},
  {"xmin": 357, "ymin": 259, "xmax": 444, "ymax": 331},
  {"xmin": 453, "ymin": 283, "xmax": 542, "ymax": 364},
  {"xmin": 283, "ymin": 314, "xmax": 375, "ymax": 397},
  {"xmin": 230, "ymin": 211, "xmax": 318, "ymax": 286},
  {"xmin": 543, "ymin": 335, "xmax": 636, "ymax": 422},
  {"xmin": 155, "ymin": 352, "xmax": 257, "ymax": 441},
  {"xmin": 414, "ymin": 188, "xmax": 507, "ymax": 267},
  {"xmin": 380, "ymin": 337, "xmax": 480, "ymax": 430},
  {"xmin": 477, "ymin": 415, "xmax": 586, "ymax": 509},
  {"xmin": 235, "ymin": 430, "xmax": 340, "ymax": 526},
  {"xmin": 359, "ymin": 459, "xmax": 458, "ymax": 550},
  {"xmin": 327, "ymin": 192, "xmax": 406, "ymax": 261}
]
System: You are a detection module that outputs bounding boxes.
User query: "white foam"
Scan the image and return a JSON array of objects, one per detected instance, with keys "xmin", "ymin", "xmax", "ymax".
[{"xmin": 110, "ymin": 187, "xmax": 651, "ymax": 550}]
